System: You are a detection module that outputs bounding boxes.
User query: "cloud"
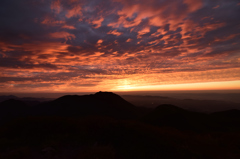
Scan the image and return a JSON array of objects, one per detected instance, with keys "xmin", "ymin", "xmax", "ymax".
[
  {"xmin": 50, "ymin": 31, "xmax": 76, "ymax": 40},
  {"xmin": 0, "ymin": 0, "xmax": 240, "ymax": 91}
]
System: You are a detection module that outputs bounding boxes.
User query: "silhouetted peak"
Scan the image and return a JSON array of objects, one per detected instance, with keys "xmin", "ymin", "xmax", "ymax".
[
  {"xmin": 56, "ymin": 95, "xmax": 81, "ymax": 101},
  {"xmin": 33, "ymin": 92, "xmax": 138, "ymax": 119},
  {"xmin": 95, "ymin": 91, "xmax": 118, "ymax": 96},
  {"xmin": 52, "ymin": 95, "xmax": 88, "ymax": 106},
  {"xmin": 94, "ymin": 91, "xmax": 123, "ymax": 100},
  {"xmin": 52, "ymin": 92, "xmax": 133, "ymax": 108}
]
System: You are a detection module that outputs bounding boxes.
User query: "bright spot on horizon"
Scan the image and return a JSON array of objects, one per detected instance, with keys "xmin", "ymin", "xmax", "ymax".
[{"xmin": 112, "ymin": 80, "xmax": 240, "ymax": 91}]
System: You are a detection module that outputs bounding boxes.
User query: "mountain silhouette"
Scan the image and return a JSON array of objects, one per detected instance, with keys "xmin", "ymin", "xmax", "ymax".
[
  {"xmin": 1, "ymin": 92, "xmax": 240, "ymax": 131},
  {"xmin": 141, "ymin": 104, "xmax": 208, "ymax": 131},
  {"xmin": 31, "ymin": 91, "xmax": 143, "ymax": 119}
]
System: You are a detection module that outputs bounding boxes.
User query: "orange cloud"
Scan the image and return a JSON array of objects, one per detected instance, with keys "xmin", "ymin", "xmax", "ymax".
[
  {"xmin": 50, "ymin": 32, "xmax": 76, "ymax": 40},
  {"xmin": 183, "ymin": 0, "xmax": 202, "ymax": 12},
  {"xmin": 107, "ymin": 30, "xmax": 123, "ymax": 36},
  {"xmin": 41, "ymin": 17, "xmax": 65, "ymax": 26},
  {"xmin": 62, "ymin": 25, "xmax": 76, "ymax": 29},
  {"xmin": 213, "ymin": 5, "xmax": 220, "ymax": 9},
  {"xmin": 138, "ymin": 27, "xmax": 150, "ymax": 36},
  {"xmin": 66, "ymin": 5, "xmax": 82, "ymax": 18},
  {"xmin": 126, "ymin": 38, "xmax": 132, "ymax": 42},
  {"xmin": 0, "ymin": 0, "xmax": 239, "ymax": 93},
  {"xmin": 51, "ymin": 0, "xmax": 62, "ymax": 14},
  {"xmin": 91, "ymin": 17, "xmax": 104, "ymax": 28}
]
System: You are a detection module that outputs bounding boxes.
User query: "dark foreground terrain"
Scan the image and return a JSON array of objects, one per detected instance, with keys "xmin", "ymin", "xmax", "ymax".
[{"xmin": 0, "ymin": 92, "xmax": 240, "ymax": 159}]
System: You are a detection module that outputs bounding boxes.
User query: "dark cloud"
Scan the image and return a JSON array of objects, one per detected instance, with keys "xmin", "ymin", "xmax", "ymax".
[{"xmin": 0, "ymin": 57, "xmax": 57, "ymax": 69}]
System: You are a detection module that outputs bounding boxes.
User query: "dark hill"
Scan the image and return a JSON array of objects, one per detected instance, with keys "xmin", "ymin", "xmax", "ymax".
[
  {"xmin": 94, "ymin": 91, "xmax": 137, "ymax": 111},
  {"xmin": 142, "ymin": 104, "xmax": 240, "ymax": 132},
  {"xmin": 33, "ymin": 92, "xmax": 143, "ymax": 119},
  {"xmin": 141, "ymin": 104, "xmax": 208, "ymax": 131}
]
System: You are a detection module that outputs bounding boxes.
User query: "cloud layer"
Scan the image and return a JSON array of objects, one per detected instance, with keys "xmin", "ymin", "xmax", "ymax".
[{"xmin": 0, "ymin": 0, "xmax": 240, "ymax": 92}]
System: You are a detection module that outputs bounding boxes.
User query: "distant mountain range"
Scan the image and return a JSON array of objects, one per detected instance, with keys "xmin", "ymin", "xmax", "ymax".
[
  {"xmin": 122, "ymin": 95, "xmax": 240, "ymax": 112},
  {"xmin": 1, "ymin": 93, "xmax": 240, "ymax": 113},
  {"xmin": 0, "ymin": 95, "xmax": 53, "ymax": 103},
  {"xmin": 141, "ymin": 104, "xmax": 240, "ymax": 132},
  {"xmin": 0, "ymin": 91, "xmax": 240, "ymax": 131}
]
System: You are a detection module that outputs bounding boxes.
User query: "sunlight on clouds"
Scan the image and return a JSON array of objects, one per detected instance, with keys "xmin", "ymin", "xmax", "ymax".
[
  {"xmin": 109, "ymin": 68, "xmax": 240, "ymax": 91},
  {"xmin": 0, "ymin": 0, "xmax": 240, "ymax": 93},
  {"xmin": 113, "ymin": 79, "xmax": 135, "ymax": 91}
]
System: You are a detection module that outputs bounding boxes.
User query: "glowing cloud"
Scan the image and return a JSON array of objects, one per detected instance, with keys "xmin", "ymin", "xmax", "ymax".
[{"xmin": 0, "ymin": 0, "xmax": 239, "ymax": 92}]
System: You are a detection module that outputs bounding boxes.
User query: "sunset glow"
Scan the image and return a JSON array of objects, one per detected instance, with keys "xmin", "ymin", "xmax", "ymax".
[
  {"xmin": 113, "ymin": 80, "xmax": 240, "ymax": 92},
  {"xmin": 0, "ymin": 0, "xmax": 240, "ymax": 93}
]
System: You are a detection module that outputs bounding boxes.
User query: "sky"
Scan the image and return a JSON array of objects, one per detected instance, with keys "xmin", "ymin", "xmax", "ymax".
[{"xmin": 0, "ymin": 0, "xmax": 240, "ymax": 93}]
